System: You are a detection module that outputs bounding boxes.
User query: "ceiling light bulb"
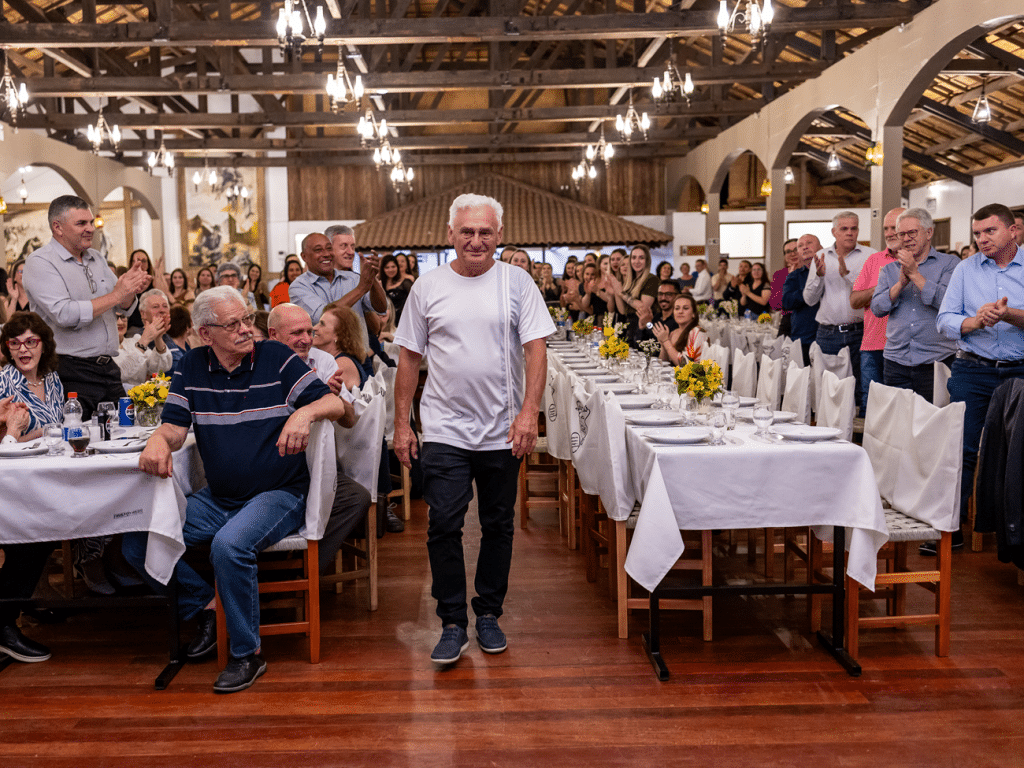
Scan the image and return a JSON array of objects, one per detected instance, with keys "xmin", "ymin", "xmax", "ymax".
[
  {"xmin": 313, "ymin": 6, "xmax": 326, "ymax": 37},
  {"xmin": 640, "ymin": 112, "xmax": 650, "ymax": 131},
  {"xmin": 604, "ymin": 143, "xmax": 615, "ymax": 161},
  {"xmin": 749, "ymin": 1, "xmax": 762, "ymax": 35},
  {"xmin": 276, "ymin": 8, "xmax": 288, "ymax": 37},
  {"xmin": 241, "ymin": 186, "xmax": 249, "ymax": 199},
  {"xmin": 652, "ymin": 78, "xmax": 662, "ymax": 99},
  {"xmin": 165, "ymin": 152, "xmax": 174, "ymax": 169},
  {"xmin": 406, "ymin": 167, "xmax": 414, "ymax": 182},
  {"xmin": 148, "ymin": 152, "xmax": 157, "ymax": 168},
  {"xmin": 784, "ymin": 166, "xmax": 795, "ymax": 184},
  {"xmin": 588, "ymin": 164, "xmax": 597, "ymax": 180},
  {"xmin": 586, "ymin": 144, "xmax": 596, "ymax": 161},
  {"xmin": 18, "ymin": 182, "xmax": 27, "ymax": 202},
  {"xmin": 381, "ymin": 146, "xmax": 392, "ymax": 164},
  {"xmin": 17, "ymin": 83, "xmax": 28, "ymax": 104},
  {"xmin": 615, "ymin": 114, "xmax": 624, "ymax": 133},
  {"xmin": 717, "ymin": 0, "xmax": 729, "ymax": 31},
  {"xmin": 683, "ymin": 72, "xmax": 694, "ymax": 95},
  {"xmin": 354, "ymin": 76, "xmax": 364, "ymax": 100},
  {"xmin": 291, "ymin": 10, "xmax": 303, "ymax": 34},
  {"xmin": 392, "ymin": 149, "xmax": 401, "ymax": 164},
  {"xmin": 193, "ymin": 170, "xmax": 202, "ymax": 185},
  {"xmin": 761, "ymin": 0, "xmax": 774, "ymax": 26},
  {"xmin": 373, "ymin": 147, "xmax": 382, "ymax": 166},
  {"xmin": 209, "ymin": 169, "xmax": 218, "ymax": 185},
  {"xmin": 827, "ymin": 150, "xmax": 841, "ymax": 172},
  {"xmin": 378, "ymin": 118, "xmax": 388, "ymax": 137},
  {"xmin": 972, "ymin": 94, "xmax": 991, "ymax": 123},
  {"xmin": 111, "ymin": 124, "xmax": 121, "ymax": 145}
]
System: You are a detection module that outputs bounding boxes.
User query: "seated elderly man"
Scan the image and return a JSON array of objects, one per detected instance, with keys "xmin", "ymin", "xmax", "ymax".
[
  {"xmin": 123, "ymin": 287, "xmax": 347, "ymax": 694},
  {"xmin": 268, "ymin": 304, "xmax": 371, "ymax": 573},
  {"xmin": 118, "ymin": 288, "xmax": 173, "ymax": 388}
]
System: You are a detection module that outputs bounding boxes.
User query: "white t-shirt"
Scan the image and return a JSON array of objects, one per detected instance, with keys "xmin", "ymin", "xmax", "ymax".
[{"xmin": 395, "ymin": 261, "xmax": 555, "ymax": 451}]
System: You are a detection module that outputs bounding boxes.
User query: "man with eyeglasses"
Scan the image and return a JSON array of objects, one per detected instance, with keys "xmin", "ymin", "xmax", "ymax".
[
  {"xmin": 22, "ymin": 195, "xmax": 152, "ymax": 418},
  {"xmin": 124, "ymin": 286, "xmax": 348, "ymax": 693},
  {"xmin": 635, "ymin": 280, "xmax": 680, "ymax": 343},
  {"xmin": 871, "ymin": 207, "xmax": 958, "ymax": 401}
]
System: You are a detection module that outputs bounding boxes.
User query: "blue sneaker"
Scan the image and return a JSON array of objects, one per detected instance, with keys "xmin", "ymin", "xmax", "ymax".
[
  {"xmin": 430, "ymin": 625, "xmax": 469, "ymax": 666},
  {"xmin": 475, "ymin": 614, "xmax": 507, "ymax": 654}
]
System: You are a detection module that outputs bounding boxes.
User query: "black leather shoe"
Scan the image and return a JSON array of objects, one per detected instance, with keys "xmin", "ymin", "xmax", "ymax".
[
  {"xmin": 386, "ymin": 508, "xmax": 405, "ymax": 533},
  {"xmin": 213, "ymin": 653, "xmax": 267, "ymax": 693},
  {"xmin": 186, "ymin": 609, "xmax": 217, "ymax": 660},
  {"xmin": 0, "ymin": 624, "xmax": 51, "ymax": 663}
]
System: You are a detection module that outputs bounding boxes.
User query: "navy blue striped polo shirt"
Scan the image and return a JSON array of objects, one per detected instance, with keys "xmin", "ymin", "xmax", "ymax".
[{"xmin": 162, "ymin": 339, "xmax": 332, "ymax": 507}]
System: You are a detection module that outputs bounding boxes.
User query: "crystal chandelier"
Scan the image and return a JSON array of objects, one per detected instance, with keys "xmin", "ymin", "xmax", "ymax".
[
  {"xmin": 1, "ymin": 53, "xmax": 29, "ymax": 132},
  {"xmin": 615, "ymin": 92, "xmax": 650, "ymax": 142},
  {"xmin": 717, "ymin": 0, "xmax": 774, "ymax": 39},
  {"xmin": 86, "ymin": 110, "xmax": 121, "ymax": 154},
  {"xmin": 325, "ymin": 45, "xmax": 364, "ymax": 112},
  {"xmin": 277, "ymin": 0, "xmax": 327, "ymax": 58},
  {"xmin": 147, "ymin": 137, "xmax": 175, "ymax": 174}
]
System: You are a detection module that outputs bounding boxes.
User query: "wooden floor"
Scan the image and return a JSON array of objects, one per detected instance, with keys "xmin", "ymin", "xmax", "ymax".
[{"xmin": 3, "ymin": 500, "xmax": 1024, "ymax": 767}]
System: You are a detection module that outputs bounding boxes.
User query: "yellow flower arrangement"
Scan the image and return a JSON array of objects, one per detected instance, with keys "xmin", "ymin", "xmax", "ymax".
[
  {"xmin": 757, "ymin": 312, "xmax": 773, "ymax": 325},
  {"xmin": 603, "ymin": 326, "xmax": 615, "ymax": 338},
  {"xmin": 127, "ymin": 374, "xmax": 171, "ymax": 409},
  {"xmin": 572, "ymin": 318, "xmax": 594, "ymax": 337},
  {"xmin": 599, "ymin": 336, "xmax": 630, "ymax": 360},
  {"xmin": 674, "ymin": 359, "xmax": 724, "ymax": 403}
]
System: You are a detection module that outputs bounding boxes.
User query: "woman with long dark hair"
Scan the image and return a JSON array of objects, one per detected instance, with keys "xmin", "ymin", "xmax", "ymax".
[
  {"xmin": 380, "ymin": 253, "xmax": 413, "ymax": 319},
  {"xmin": 739, "ymin": 262, "xmax": 772, "ymax": 316},
  {"xmin": 653, "ymin": 295, "xmax": 708, "ymax": 366},
  {"xmin": 270, "ymin": 257, "xmax": 303, "ymax": 307}
]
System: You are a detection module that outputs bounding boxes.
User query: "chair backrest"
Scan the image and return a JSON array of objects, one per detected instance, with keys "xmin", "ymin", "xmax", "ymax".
[
  {"xmin": 544, "ymin": 367, "xmax": 574, "ymax": 461},
  {"xmin": 705, "ymin": 321, "xmax": 721, "ymax": 346},
  {"xmin": 731, "ymin": 348, "xmax": 757, "ymax": 398},
  {"xmin": 863, "ymin": 381, "xmax": 965, "ymax": 531},
  {"xmin": 765, "ymin": 335, "xmax": 789, "ymax": 361},
  {"xmin": 755, "ymin": 353, "xmax": 783, "ymax": 409},
  {"xmin": 933, "ymin": 361, "xmax": 952, "ymax": 407},
  {"xmin": 569, "ymin": 382, "xmax": 634, "ymax": 520},
  {"xmin": 727, "ymin": 327, "xmax": 749, "ymax": 355},
  {"xmin": 379, "ymin": 363, "xmax": 399, "ymax": 443},
  {"xmin": 781, "ymin": 361, "xmax": 811, "ymax": 424},
  {"xmin": 707, "ymin": 342, "xmax": 730, "ymax": 384},
  {"xmin": 810, "ymin": 343, "xmax": 852, "ymax": 415},
  {"xmin": 785, "ymin": 337, "xmax": 804, "ymax": 368},
  {"xmin": 816, "ymin": 370, "xmax": 856, "ymax": 441},
  {"xmin": 299, "ymin": 419, "xmax": 339, "ymax": 541},
  {"xmin": 335, "ymin": 381, "xmax": 387, "ymax": 502}
]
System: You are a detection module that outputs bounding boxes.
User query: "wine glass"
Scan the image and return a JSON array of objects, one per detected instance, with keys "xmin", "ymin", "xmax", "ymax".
[
  {"xmin": 721, "ymin": 390, "xmax": 740, "ymax": 431},
  {"xmin": 752, "ymin": 401, "xmax": 774, "ymax": 437},
  {"xmin": 709, "ymin": 410, "xmax": 727, "ymax": 445},
  {"xmin": 43, "ymin": 423, "xmax": 65, "ymax": 456}
]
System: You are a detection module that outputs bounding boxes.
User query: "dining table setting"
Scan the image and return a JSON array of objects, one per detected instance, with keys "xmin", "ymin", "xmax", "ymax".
[{"xmin": 542, "ymin": 334, "xmax": 888, "ymax": 679}]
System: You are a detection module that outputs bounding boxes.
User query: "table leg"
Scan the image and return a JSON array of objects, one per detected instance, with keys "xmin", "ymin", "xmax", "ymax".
[
  {"xmin": 814, "ymin": 525, "xmax": 861, "ymax": 677},
  {"xmin": 642, "ymin": 588, "xmax": 669, "ymax": 681},
  {"xmin": 154, "ymin": 579, "xmax": 186, "ymax": 690}
]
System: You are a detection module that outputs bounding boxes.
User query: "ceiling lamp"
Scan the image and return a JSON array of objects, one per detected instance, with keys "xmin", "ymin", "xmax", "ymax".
[
  {"xmin": 783, "ymin": 166, "xmax": 795, "ymax": 184},
  {"xmin": 651, "ymin": 41, "xmax": 694, "ymax": 104},
  {"xmin": 147, "ymin": 137, "xmax": 175, "ymax": 174},
  {"xmin": 972, "ymin": 79, "xmax": 992, "ymax": 124},
  {"xmin": 759, "ymin": 178, "xmax": 772, "ymax": 197},
  {"xmin": 826, "ymin": 148, "xmax": 842, "ymax": 172},
  {"xmin": 277, "ymin": 0, "xmax": 327, "ymax": 58},
  {"xmin": 615, "ymin": 92, "xmax": 650, "ymax": 142},
  {"xmin": 718, "ymin": 0, "xmax": 773, "ymax": 39},
  {"xmin": 1, "ymin": 53, "xmax": 29, "ymax": 132},
  {"xmin": 389, "ymin": 162, "xmax": 414, "ymax": 194},
  {"xmin": 585, "ymin": 127, "xmax": 615, "ymax": 168},
  {"xmin": 864, "ymin": 142, "xmax": 884, "ymax": 167},
  {"xmin": 700, "ymin": 202, "xmax": 709, "ymax": 214},
  {"xmin": 0, "ymin": 195, "xmax": 6, "ymax": 214},
  {"xmin": 18, "ymin": 176, "xmax": 27, "ymax": 203},
  {"xmin": 86, "ymin": 108, "xmax": 121, "ymax": 154},
  {"xmin": 326, "ymin": 45, "xmax": 364, "ymax": 112}
]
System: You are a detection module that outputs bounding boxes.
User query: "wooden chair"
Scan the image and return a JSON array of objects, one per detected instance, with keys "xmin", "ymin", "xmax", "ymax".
[
  {"xmin": 518, "ymin": 436, "xmax": 560, "ymax": 529},
  {"xmin": 322, "ymin": 498, "xmax": 378, "ymax": 611},
  {"xmin": 215, "ymin": 420, "xmax": 337, "ymax": 667}
]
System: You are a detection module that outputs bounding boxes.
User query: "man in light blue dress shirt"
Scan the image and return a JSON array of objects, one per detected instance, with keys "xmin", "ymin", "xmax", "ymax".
[{"xmin": 935, "ymin": 203, "xmax": 1024, "ymax": 552}]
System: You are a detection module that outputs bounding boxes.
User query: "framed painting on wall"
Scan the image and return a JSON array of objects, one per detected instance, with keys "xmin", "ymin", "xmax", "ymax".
[{"xmin": 178, "ymin": 167, "xmax": 266, "ymax": 280}]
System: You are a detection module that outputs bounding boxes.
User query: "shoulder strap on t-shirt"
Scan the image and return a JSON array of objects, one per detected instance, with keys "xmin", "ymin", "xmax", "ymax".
[{"xmin": 502, "ymin": 266, "xmax": 516, "ymax": 430}]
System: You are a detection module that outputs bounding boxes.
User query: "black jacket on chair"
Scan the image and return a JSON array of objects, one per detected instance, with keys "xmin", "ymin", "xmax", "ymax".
[{"xmin": 976, "ymin": 378, "xmax": 1024, "ymax": 568}]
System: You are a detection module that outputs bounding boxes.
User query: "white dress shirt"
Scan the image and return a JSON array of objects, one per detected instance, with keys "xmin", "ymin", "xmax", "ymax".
[
  {"xmin": 802, "ymin": 245, "xmax": 869, "ymax": 326},
  {"xmin": 690, "ymin": 269, "xmax": 713, "ymax": 302}
]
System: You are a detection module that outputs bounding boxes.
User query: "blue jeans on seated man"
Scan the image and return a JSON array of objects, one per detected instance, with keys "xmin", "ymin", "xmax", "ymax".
[
  {"xmin": 883, "ymin": 355, "xmax": 955, "ymax": 405},
  {"xmin": 947, "ymin": 356, "xmax": 1024, "ymax": 525},
  {"xmin": 860, "ymin": 349, "xmax": 884, "ymax": 414},
  {"xmin": 420, "ymin": 442, "xmax": 521, "ymax": 630},
  {"xmin": 816, "ymin": 324, "xmax": 864, "ymax": 414},
  {"xmin": 123, "ymin": 486, "xmax": 306, "ymax": 658}
]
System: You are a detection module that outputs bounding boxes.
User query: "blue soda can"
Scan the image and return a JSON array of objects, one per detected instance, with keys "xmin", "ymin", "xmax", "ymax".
[{"xmin": 119, "ymin": 397, "xmax": 135, "ymax": 426}]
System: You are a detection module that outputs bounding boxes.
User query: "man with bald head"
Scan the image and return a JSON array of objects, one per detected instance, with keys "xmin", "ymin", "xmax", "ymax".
[
  {"xmin": 850, "ymin": 207, "xmax": 905, "ymax": 412},
  {"xmin": 782, "ymin": 234, "xmax": 822, "ymax": 365},
  {"xmin": 289, "ymin": 231, "xmax": 386, "ymax": 330}
]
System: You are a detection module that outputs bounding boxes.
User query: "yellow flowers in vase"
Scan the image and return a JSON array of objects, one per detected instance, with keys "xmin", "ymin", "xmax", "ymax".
[{"xmin": 674, "ymin": 360, "xmax": 724, "ymax": 404}]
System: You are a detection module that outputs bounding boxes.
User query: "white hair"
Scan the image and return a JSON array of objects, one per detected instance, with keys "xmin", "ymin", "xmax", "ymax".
[
  {"xmin": 832, "ymin": 211, "xmax": 859, "ymax": 227},
  {"xmin": 192, "ymin": 286, "xmax": 246, "ymax": 328},
  {"xmin": 138, "ymin": 288, "xmax": 168, "ymax": 314},
  {"xmin": 897, "ymin": 207, "xmax": 934, "ymax": 231},
  {"xmin": 448, "ymin": 194, "xmax": 503, "ymax": 228}
]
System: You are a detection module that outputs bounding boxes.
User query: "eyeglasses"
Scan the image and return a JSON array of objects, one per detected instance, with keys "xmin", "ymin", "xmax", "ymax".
[
  {"xmin": 7, "ymin": 337, "xmax": 42, "ymax": 351},
  {"xmin": 83, "ymin": 263, "xmax": 97, "ymax": 294},
  {"xmin": 897, "ymin": 229, "xmax": 920, "ymax": 240},
  {"xmin": 204, "ymin": 313, "xmax": 257, "ymax": 334}
]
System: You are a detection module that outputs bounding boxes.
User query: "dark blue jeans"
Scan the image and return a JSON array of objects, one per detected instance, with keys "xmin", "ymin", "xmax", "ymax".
[
  {"xmin": 883, "ymin": 355, "xmax": 955, "ymax": 404},
  {"xmin": 420, "ymin": 442, "xmax": 521, "ymax": 629},
  {"xmin": 861, "ymin": 349, "xmax": 885, "ymax": 413},
  {"xmin": 816, "ymin": 324, "xmax": 864, "ymax": 414},
  {"xmin": 947, "ymin": 357, "xmax": 1024, "ymax": 523}
]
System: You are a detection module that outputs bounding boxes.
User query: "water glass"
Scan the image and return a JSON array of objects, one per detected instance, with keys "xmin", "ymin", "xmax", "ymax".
[
  {"xmin": 43, "ymin": 423, "xmax": 64, "ymax": 456},
  {"xmin": 752, "ymin": 401, "xmax": 774, "ymax": 437},
  {"xmin": 709, "ymin": 410, "xmax": 727, "ymax": 445},
  {"xmin": 721, "ymin": 390, "xmax": 740, "ymax": 430},
  {"xmin": 67, "ymin": 425, "xmax": 91, "ymax": 458}
]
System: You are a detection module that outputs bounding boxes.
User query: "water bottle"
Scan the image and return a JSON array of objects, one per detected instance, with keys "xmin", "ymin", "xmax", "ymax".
[
  {"xmin": 745, "ymin": 310, "xmax": 753, "ymax": 321},
  {"xmin": 62, "ymin": 392, "xmax": 84, "ymax": 442}
]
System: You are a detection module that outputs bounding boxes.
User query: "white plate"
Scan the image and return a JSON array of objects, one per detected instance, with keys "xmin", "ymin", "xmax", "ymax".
[
  {"xmin": 734, "ymin": 408, "xmax": 799, "ymax": 423},
  {"xmin": 625, "ymin": 412, "xmax": 684, "ymax": 426},
  {"xmin": 0, "ymin": 443, "xmax": 48, "ymax": 458},
  {"xmin": 596, "ymin": 383, "xmax": 636, "ymax": 394},
  {"xmin": 91, "ymin": 438, "xmax": 150, "ymax": 453},
  {"xmin": 566, "ymin": 362, "xmax": 603, "ymax": 370},
  {"xmin": 590, "ymin": 375, "xmax": 620, "ymax": 383},
  {"xmin": 773, "ymin": 424, "xmax": 843, "ymax": 442},
  {"xmin": 613, "ymin": 394, "xmax": 660, "ymax": 410},
  {"xmin": 641, "ymin": 427, "xmax": 710, "ymax": 444},
  {"xmin": 574, "ymin": 369, "xmax": 612, "ymax": 377},
  {"xmin": 558, "ymin": 355, "xmax": 589, "ymax": 362}
]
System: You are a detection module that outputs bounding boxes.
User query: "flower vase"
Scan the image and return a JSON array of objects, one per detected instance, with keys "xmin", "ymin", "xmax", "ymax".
[
  {"xmin": 136, "ymin": 404, "xmax": 163, "ymax": 428},
  {"xmin": 693, "ymin": 398, "xmax": 712, "ymax": 416}
]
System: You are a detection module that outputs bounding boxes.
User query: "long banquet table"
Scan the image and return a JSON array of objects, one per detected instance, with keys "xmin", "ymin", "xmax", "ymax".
[
  {"xmin": 0, "ymin": 434, "xmax": 202, "ymax": 688},
  {"xmin": 542, "ymin": 340, "xmax": 888, "ymax": 678}
]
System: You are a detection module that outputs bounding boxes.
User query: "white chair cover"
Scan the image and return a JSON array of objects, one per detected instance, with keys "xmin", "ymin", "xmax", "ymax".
[
  {"xmin": 755, "ymin": 353, "xmax": 783, "ymax": 410},
  {"xmin": 706, "ymin": 342, "xmax": 730, "ymax": 384},
  {"xmin": 933, "ymin": 361, "xmax": 952, "ymax": 407},
  {"xmin": 731, "ymin": 348, "xmax": 757, "ymax": 398},
  {"xmin": 816, "ymin": 370, "xmax": 856, "ymax": 442},
  {"xmin": 863, "ymin": 382, "xmax": 964, "ymax": 532},
  {"xmin": 297, "ymin": 419, "xmax": 339, "ymax": 541},
  {"xmin": 781, "ymin": 361, "xmax": 811, "ymax": 424},
  {"xmin": 335, "ymin": 378, "xmax": 387, "ymax": 502},
  {"xmin": 765, "ymin": 335, "xmax": 789, "ymax": 361},
  {"xmin": 568, "ymin": 382, "xmax": 635, "ymax": 520},
  {"xmin": 786, "ymin": 337, "xmax": 805, "ymax": 368},
  {"xmin": 810, "ymin": 343, "xmax": 852, "ymax": 416},
  {"xmin": 379, "ymin": 364, "xmax": 399, "ymax": 443},
  {"xmin": 705, "ymin": 322, "xmax": 722, "ymax": 346},
  {"xmin": 543, "ymin": 367, "xmax": 575, "ymax": 461},
  {"xmin": 728, "ymin": 327, "xmax": 750, "ymax": 355}
]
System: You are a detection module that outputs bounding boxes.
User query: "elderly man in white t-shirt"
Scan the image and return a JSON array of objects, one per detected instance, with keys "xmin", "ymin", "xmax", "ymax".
[{"xmin": 393, "ymin": 193, "xmax": 555, "ymax": 667}]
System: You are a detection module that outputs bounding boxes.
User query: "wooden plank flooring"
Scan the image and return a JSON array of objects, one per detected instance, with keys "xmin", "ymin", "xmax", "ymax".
[{"xmin": 3, "ymin": 501, "xmax": 1024, "ymax": 767}]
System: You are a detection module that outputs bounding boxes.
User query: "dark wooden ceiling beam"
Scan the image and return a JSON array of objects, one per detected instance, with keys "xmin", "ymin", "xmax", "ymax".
[
  {"xmin": 0, "ymin": 6, "xmax": 920, "ymax": 48},
  {"xmin": 917, "ymin": 96, "xmax": 1024, "ymax": 156}
]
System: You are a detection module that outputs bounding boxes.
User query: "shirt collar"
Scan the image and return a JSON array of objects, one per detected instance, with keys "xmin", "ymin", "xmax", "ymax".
[
  {"xmin": 206, "ymin": 340, "xmax": 258, "ymax": 375},
  {"xmin": 49, "ymin": 238, "xmax": 100, "ymax": 264}
]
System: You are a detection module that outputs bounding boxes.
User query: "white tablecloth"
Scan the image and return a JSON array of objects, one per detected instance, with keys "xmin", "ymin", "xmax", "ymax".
[{"xmin": 0, "ymin": 437, "xmax": 201, "ymax": 585}]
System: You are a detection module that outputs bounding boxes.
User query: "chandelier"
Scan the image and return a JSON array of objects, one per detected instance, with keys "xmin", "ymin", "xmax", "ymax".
[
  {"xmin": 192, "ymin": 161, "xmax": 220, "ymax": 190},
  {"xmin": 826, "ymin": 148, "xmax": 842, "ymax": 172},
  {"xmin": 717, "ymin": 0, "xmax": 774, "ymax": 39},
  {"xmin": 783, "ymin": 166, "xmax": 795, "ymax": 184},
  {"xmin": 615, "ymin": 92, "xmax": 650, "ymax": 142},
  {"xmin": 651, "ymin": 41, "xmax": 695, "ymax": 104},
  {"xmin": 277, "ymin": 0, "xmax": 327, "ymax": 58},
  {"xmin": 86, "ymin": 110, "xmax": 121, "ymax": 154},
  {"xmin": 389, "ymin": 162, "xmax": 414, "ymax": 194},
  {"xmin": 147, "ymin": 137, "xmax": 175, "ymax": 174},
  {"xmin": 571, "ymin": 156, "xmax": 598, "ymax": 191},
  {"xmin": 972, "ymin": 79, "xmax": 992, "ymax": 124},
  {"xmin": 1, "ymin": 53, "xmax": 29, "ymax": 132},
  {"xmin": 325, "ymin": 45, "xmax": 364, "ymax": 112},
  {"xmin": 225, "ymin": 176, "xmax": 250, "ymax": 202}
]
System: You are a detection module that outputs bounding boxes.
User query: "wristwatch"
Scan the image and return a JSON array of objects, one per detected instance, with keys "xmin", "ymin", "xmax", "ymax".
[{"xmin": 136, "ymin": 341, "xmax": 148, "ymax": 353}]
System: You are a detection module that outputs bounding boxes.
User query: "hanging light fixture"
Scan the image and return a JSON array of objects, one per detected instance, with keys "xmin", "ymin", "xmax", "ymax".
[
  {"xmin": 94, "ymin": 214, "xmax": 105, "ymax": 228},
  {"xmin": 0, "ymin": 195, "xmax": 7, "ymax": 214},
  {"xmin": 972, "ymin": 79, "xmax": 992, "ymax": 124},
  {"xmin": 700, "ymin": 202, "xmax": 709, "ymax": 214},
  {"xmin": 326, "ymin": 45, "xmax": 364, "ymax": 112},
  {"xmin": 718, "ymin": 0, "xmax": 773, "ymax": 39},
  {"xmin": 864, "ymin": 142, "xmax": 884, "ymax": 167},
  {"xmin": 147, "ymin": 136, "xmax": 175, "ymax": 174},
  {"xmin": 277, "ymin": 0, "xmax": 327, "ymax": 58},
  {"xmin": 826, "ymin": 148, "xmax": 842, "ymax": 172},
  {"xmin": 389, "ymin": 162, "xmax": 414, "ymax": 194},
  {"xmin": 783, "ymin": 166, "xmax": 795, "ymax": 185},
  {"xmin": 86, "ymin": 106, "xmax": 121, "ymax": 154},
  {"xmin": 1, "ymin": 52, "xmax": 29, "ymax": 132},
  {"xmin": 651, "ymin": 41, "xmax": 693, "ymax": 104},
  {"xmin": 615, "ymin": 91, "xmax": 650, "ymax": 142},
  {"xmin": 759, "ymin": 178, "xmax": 772, "ymax": 197}
]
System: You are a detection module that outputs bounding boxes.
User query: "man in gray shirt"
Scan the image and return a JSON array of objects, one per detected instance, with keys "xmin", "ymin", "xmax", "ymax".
[
  {"xmin": 23, "ymin": 195, "xmax": 151, "ymax": 418},
  {"xmin": 870, "ymin": 207, "xmax": 958, "ymax": 401}
]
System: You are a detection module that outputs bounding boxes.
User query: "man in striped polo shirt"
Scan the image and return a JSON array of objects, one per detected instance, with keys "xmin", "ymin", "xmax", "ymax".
[{"xmin": 128, "ymin": 286, "xmax": 348, "ymax": 693}]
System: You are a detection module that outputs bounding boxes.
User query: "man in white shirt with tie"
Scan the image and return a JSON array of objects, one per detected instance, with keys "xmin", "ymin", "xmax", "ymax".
[{"xmin": 802, "ymin": 211, "xmax": 870, "ymax": 410}]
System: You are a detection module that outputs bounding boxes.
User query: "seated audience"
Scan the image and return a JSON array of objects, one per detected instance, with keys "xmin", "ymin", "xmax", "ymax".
[
  {"xmin": 116, "ymin": 290, "xmax": 173, "ymax": 389},
  {"xmin": 653, "ymin": 294, "xmax": 707, "ymax": 366},
  {"xmin": 244, "ymin": 263, "xmax": 271, "ymax": 312},
  {"xmin": 194, "ymin": 266, "xmax": 216, "ymax": 297},
  {"xmin": 168, "ymin": 268, "xmax": 195, "ymax": 309},
  {"xmin": 270, "ymin": 257, "xmax": 303, "ymax": 308},
  {"xmin": 165, "ymin": 304, "xmax": 201, "ymax": 375}
]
